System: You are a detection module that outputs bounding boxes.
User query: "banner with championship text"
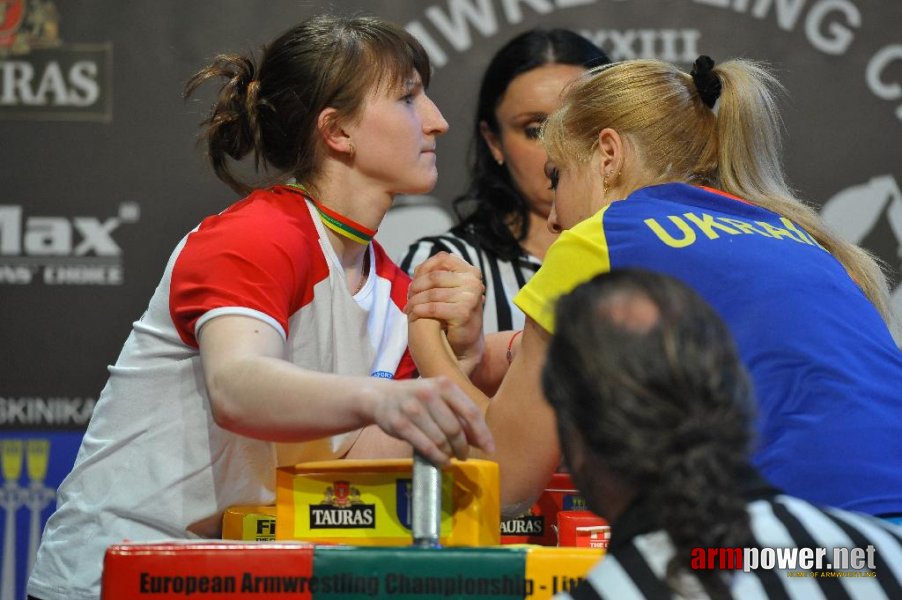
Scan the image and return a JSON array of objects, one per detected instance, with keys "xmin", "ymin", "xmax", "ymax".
[{"xmin": 101, "ymin": 542, "xmax": 603, "ymax": 599}]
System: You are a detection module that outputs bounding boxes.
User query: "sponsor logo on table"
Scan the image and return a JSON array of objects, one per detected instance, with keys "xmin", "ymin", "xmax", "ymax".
[
  {"xmin": 309, "ymin": 480, "xmax": 376, "ymax": 529},
  {"xmin": 501, "ymin": 514, "xmax": 544, "ymax": 536}
]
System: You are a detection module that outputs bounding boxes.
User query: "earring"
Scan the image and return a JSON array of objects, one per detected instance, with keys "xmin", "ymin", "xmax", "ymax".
[
  {"xmin": 347, "ymin": 142, "xmax": 356, "ymax": 158},
  {"xmin": 603, "ymin": 170, "xmax": 620, "ymax": 198},
  {"xmin": 496, "ymin": 158, "xmax": 504, "ymax": 166}
]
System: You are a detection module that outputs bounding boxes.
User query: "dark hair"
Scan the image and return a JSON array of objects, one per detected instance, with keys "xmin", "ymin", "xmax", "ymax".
[
  {"xmin": 542, "ymin": 270, "xmax": 754, "ymax": 597},
  {"xmin": 454, "ymin": 29, "xmax": 609, "ymax": 261},
  {"xmin": 184, "ymin": 15, "xmax": 431, "ymax": 196}
]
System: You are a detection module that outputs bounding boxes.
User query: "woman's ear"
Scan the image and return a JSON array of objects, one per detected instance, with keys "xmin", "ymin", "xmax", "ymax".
[
  {"xmin": 479, "ymin": 120, "xmax": 505, "ymax": 166},
  {"xmin": 317, "ymin": 107, "xmax": 353, "ymax": 156},
  {"xmin": 596, "ymin": 128, "xmax": 625, "ymax": 178}
]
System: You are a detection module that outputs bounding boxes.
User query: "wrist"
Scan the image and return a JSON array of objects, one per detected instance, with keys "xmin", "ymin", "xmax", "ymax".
[
  {"xmin": 353, "ymin": 377, "xmax": 386, "ymax": 426},
  {"xmin": 456, "ymin": 336, "xmax": 485, "ymax": 376},
  {"xmin": 409, "ymin": 318, "xmax": 453, "ymax": 377}
]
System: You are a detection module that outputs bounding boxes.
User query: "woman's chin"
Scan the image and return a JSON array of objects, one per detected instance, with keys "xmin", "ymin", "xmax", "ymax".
[{"xmin": 395, "ymin": 175, "xmax": 438, "ymax": 196}]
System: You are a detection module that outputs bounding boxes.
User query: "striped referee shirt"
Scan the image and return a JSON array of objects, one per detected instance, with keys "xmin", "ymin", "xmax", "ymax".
[
  {"xmin": 557, "ymin": 484, "xmax": 902, "ymax": 599},
  {"xmin": 399, "ymin": 223, "xmax": 542, "ymax": 333}
]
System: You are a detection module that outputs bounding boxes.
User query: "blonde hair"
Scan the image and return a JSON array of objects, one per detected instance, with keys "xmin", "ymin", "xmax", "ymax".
[{"xmin": 543, "ymin": 58, "xmax": 896, "ymax": 329}]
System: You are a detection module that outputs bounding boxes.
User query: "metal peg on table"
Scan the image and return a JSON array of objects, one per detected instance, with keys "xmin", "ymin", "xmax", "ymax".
[{"xmin": 411, "ymin": 451, "xmax": 442, "ymax": 548}]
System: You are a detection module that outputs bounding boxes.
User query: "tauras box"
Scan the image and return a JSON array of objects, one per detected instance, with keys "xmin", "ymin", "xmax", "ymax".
[
  {"xmin": 501, "ymin": 473, "xmax": 588, "ymax": 546},
  {"xmin": 224, "ymin": 471, "xmax": 602, "ymax": 547},
  {"xmin": 275, "ymin": 458, "xmax": 500, "ymax": 547}
]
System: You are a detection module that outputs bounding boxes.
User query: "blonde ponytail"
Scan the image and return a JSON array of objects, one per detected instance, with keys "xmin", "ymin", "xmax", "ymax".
[{"xmin": 712, "ymin": 61, "xmax": 896, "ymax": 331}]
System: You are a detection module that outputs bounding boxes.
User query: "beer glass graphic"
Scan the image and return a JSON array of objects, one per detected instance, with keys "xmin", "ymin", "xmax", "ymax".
[
  {"xmin": 0, "ymin": 439, "xmax": 55, "ymax": 600},
  {"xmin": 25, "ymin": 440, "xmax": 55, "ymax": 576},
  {"xmin": 1, "ymin": 440, "xmax": 24, "ymax": 600}
]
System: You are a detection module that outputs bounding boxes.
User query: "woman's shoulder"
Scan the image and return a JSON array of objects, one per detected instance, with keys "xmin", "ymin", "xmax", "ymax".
[
  {"xmin": 181, "ymin": 186, "xmax": 323, "ymax": 275},
  {"xmin": 220, "ymin": 185, "xmax": 312, "ymax": 218},
  {"xmin": 203, "ymin": 186, "xmax": 317, "ymax": 238}
]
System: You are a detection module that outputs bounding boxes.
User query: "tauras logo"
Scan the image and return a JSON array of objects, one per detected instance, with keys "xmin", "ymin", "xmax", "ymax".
[
  {"xmin": 0, "ymin": 202, "xmax": 139, "ymax": 285},
  {"xmin": 1, "ymin": 56, "xmax": 103, "ymax": 107},
  {"xmin": 501, "ymin": 515, "xmax": 544, "ymax": 535},
  {"xmin": 309, "ymin": 504, "xmax": 376, "ymax": 528},
  {"xmin": 308, "ymin": 480, "xmax": 377, "ymax": 529},
  {"xmin": 1, "ymin": 0, "xmax": 60, "ymax": 55},
  {"xmin": 1, "ymin": 0, "xmax": 111, "ymax": 121}
]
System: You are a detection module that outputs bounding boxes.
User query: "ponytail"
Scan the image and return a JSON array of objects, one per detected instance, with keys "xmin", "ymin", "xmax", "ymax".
[
  {"xmin": 184, "ymin": 54, "xmax": 262, "ymax": 195},
  {"xmin": 649, "ymin": 414, "xmax": 751, "ymax": 596},
  {"xmin": 711, "ymin": 60, "xmax": 896, "ymax": 331}
]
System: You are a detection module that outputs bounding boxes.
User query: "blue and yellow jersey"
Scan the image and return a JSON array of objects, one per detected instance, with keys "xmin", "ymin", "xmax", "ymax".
[{"xmin": 516, "ymin": 182, "xmax": 902, "ymax": 516}]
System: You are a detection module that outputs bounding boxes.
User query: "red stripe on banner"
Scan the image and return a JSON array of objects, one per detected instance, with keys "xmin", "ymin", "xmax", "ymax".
[{"xmin": 101, "ymin": 542, "xmax": 315, "ymax": 599}]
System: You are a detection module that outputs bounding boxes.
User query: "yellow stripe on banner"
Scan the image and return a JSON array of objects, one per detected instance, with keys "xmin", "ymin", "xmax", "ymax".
[{"xmin": 524, "ymin": 546, "xmax": 604, "ymax": 598}]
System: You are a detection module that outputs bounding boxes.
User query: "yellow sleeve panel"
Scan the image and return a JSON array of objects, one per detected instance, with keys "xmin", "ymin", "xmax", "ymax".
[{"xmin": 514, "ymin": 207, "xmax": 612, "ymax": 334}]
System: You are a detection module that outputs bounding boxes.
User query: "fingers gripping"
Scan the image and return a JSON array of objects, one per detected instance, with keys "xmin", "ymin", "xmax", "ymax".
[
  {"xmin": 414, "ymin": 252, "xmax": 483, "ymax": 278},
  {"xmin": 437, "ymin": 378, "xmax": 495, "ymax": 456},
  {"xmin": 378, "ymin": 379, "xmax": 494, "ymax": 465},
  {"xmin": 407, "ymin": 272, "xmax": 485, "ymax": 322}
]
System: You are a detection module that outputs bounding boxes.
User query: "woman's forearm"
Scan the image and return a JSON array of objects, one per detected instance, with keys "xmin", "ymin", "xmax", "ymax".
[{"xmin": 408, "ymin": 317, "xmax": 492, "ymax": 412}]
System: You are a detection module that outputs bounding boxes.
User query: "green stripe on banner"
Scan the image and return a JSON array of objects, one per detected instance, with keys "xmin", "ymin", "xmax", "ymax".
[{"xmin": 312, "ymin": 546, "xmax": 529, "ymax": 599}]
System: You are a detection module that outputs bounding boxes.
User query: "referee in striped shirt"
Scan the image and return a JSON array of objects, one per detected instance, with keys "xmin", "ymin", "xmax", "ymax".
[{"xmin": 544, "ymin": 270, "xmax": 902, "ymax": 600}]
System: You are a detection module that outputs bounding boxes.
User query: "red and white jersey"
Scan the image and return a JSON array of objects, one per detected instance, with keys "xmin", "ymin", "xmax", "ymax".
[{"xmin": 28, "ymin": 185, "xmax": 415, "ymax": 600}]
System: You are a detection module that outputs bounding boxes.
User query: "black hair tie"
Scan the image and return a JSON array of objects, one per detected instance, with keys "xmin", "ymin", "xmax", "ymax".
[{"xmin": 691, "ymin": 55, "xmax": 722, "ymax": 109}]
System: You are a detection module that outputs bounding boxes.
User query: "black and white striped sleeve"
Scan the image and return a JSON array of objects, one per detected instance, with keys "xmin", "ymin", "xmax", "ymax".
[
  {"xmin": 555, "ymin": 497, "xmax": 902, "ymax": 600},
  {"xmin": 399, "ymin": 234, "xmax": 475, "ymax": 275}
]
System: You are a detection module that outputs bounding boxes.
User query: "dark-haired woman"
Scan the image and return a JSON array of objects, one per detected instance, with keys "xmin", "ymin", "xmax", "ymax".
[
  {"xmin": 400, "ymin": 29, "xmax": 608, "ymax": 334},
  {"xmin": 27, "ymin": 16, "xmax": 492, "ymax": 600}
]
